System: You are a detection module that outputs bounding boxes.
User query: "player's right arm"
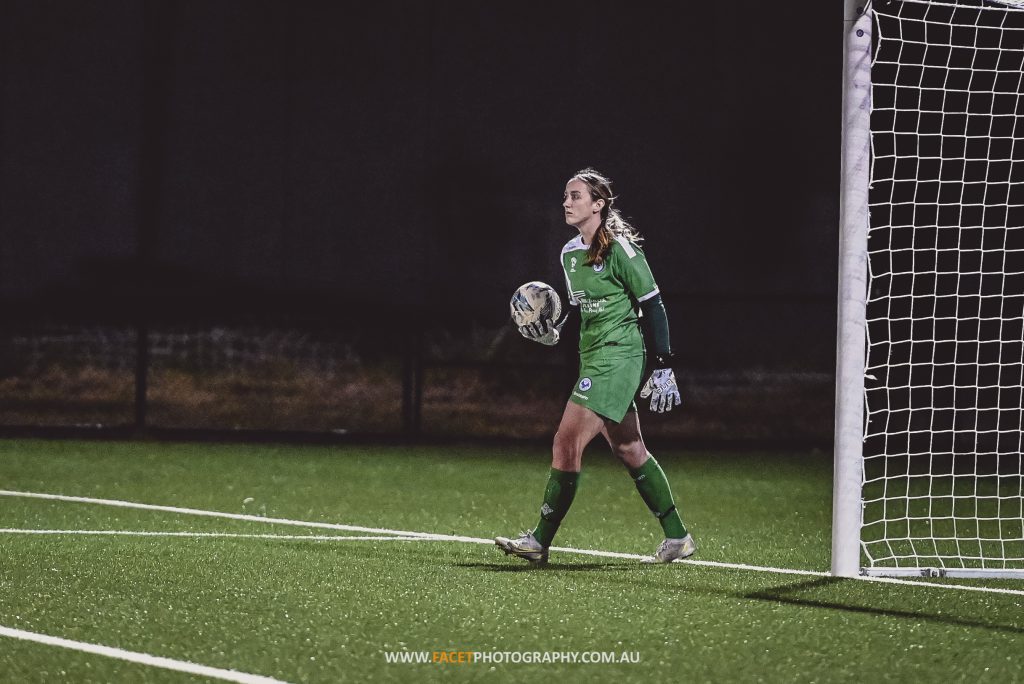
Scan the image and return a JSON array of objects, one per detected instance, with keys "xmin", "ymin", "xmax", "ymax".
[
  {"xmin": 516, "ymin": 304, "xmax": 571, "ymax": 346},
  {"xmin": 517, "ymin": 245, "xmax": 580, "ymax": 346}
]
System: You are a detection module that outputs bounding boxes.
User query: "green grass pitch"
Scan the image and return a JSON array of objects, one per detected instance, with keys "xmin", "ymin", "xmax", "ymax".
[{"xmin": 0, "ymin": 439, "xmax": 1021, "ymax": 682}]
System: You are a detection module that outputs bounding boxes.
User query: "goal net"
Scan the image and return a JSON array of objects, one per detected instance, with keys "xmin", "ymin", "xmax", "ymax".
[{"xmin": 836, "ymin": 0, "xmax": 1024, "ymax": 578}]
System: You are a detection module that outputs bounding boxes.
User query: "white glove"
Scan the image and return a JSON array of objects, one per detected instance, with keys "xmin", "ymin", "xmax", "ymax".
[
  {"xmin": 518, "ymin": 317, "xmax": 560, "ymax": 346},
  {"xmin": 640, "ymin": 368, "xmax": 682, "ymax": 413}
]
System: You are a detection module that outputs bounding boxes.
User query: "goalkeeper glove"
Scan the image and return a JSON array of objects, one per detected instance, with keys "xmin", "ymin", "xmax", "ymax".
[
  {"xmin": 518, "ymin": 317, "xmax": 560, "ymax": 346},
  {"xmin": 640, "ymin": 357, "xmax": 681, "ymax": 413}
]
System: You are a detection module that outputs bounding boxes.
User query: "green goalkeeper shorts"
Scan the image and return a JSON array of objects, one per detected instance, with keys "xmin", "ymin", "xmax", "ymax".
[{"xmin": 569, "ymin": 350, "xmax": 646, "ymax": 423}]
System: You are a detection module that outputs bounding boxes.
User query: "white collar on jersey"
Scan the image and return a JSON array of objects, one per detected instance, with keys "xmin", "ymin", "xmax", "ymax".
[{"xmin": 561, "ymin": 234, "xmax": 586, "ymax": 256}]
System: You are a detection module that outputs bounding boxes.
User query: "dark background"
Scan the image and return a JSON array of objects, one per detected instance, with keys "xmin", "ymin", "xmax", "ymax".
[{"xmin": 0, "ymin": 1, "xmax": 841, "ymax": 443}]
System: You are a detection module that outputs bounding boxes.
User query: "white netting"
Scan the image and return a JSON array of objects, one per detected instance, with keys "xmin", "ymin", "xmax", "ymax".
[{"xmin": 863, "ymin": 0, "xmax": 1024, "ymax": 572}]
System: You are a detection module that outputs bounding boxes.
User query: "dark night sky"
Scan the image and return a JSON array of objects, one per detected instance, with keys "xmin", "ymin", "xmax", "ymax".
[{"xmin": 0, "ymin": 1, "xmax": 840, "ymax": 365}]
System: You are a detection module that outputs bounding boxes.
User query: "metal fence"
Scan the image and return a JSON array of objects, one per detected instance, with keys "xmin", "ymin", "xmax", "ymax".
[{"xmin": 1, "ymin": 294, "xmax": 836, "ymax": 446}]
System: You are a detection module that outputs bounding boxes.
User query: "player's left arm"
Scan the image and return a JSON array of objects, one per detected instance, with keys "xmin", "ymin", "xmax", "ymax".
[
  {"xmin": 637, "ymin": 294, "xmax": 681, "ymax": 412},
  {"xmin": 613, "ymin": 239, "xmax": 681, "ymax": 413}
]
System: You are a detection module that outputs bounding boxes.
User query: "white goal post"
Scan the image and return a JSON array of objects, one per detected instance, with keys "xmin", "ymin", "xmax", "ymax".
[{"xmin": 834, "ymin": 0, "xmax": 1024, "ymax": 579}]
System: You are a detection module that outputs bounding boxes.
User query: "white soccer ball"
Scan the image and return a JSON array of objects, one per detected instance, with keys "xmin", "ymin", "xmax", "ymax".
[{"xmin": 510, "ymin": 281, "xmax": 562, "ymax": 327}]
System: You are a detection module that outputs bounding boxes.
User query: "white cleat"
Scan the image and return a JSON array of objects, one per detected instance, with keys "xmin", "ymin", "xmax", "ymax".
[
  {"xmin": 642, "ymin": 533, "xmax": 697, "ymax": 564},
  {"xmin": 495, "ymin": 530, "xmax": 549, "ymax": 564}
]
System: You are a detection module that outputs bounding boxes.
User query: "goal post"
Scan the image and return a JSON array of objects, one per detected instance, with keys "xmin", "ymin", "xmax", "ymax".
[
  {"xmin": 833, "ymin": 0, "xmax": 873, "ymax": 579},
  {"xmin": 833, "ymin": 0, "xmax": 1024, "ymax": 579}
]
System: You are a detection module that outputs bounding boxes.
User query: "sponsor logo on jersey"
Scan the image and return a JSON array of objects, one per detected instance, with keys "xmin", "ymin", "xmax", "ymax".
[
  {"xmin": 578, "ymin": 377, "xmax": 592, "ymax": 391},
  {"xmin": 580, "ymin": 297, "xmax": 608, "ymax": 314}
]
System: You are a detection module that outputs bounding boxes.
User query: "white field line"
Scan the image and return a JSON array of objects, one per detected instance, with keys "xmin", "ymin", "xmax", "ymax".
[
  {"xmin": 0, "ymin": 625, "xmax": 288, "ymax": 684},
  {"xmin": 0, "ymin": 529, "xmax": 426, "ymax": 542},
  {"xmin": 0, "ymin": 489, "xmax": 488, "ymax": 544},
  {"xmin": 3, "ymin": 489, "xmax": 1024, "ymax": 597}
]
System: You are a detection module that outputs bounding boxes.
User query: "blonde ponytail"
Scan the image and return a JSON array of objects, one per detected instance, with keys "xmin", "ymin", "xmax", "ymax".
[{"xmin": 572, "ymin": 167, "xmax": 641, "ymax": 267}]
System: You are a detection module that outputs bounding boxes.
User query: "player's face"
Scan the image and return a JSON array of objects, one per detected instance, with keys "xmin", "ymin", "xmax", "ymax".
[{"xmin": 563, "ymin": 179, "xmax": 603, "ymax": 228}]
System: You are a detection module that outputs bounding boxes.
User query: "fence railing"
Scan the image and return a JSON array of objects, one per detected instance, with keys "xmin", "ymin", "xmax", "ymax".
[{"xmin": 1, "ymin": 294, "xmax": 837, "ymax": 445}]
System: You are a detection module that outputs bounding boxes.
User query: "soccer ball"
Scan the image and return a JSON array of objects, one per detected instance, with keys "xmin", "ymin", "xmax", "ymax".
[{"xmin": 510, "ymin": 281, "xmax": 562, "ymax": 327}]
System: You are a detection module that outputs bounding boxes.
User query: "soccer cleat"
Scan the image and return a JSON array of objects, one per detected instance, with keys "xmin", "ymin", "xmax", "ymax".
[
  {"xmin": 494, "ymin": 530, "xmax": 549, "ymax": 564},
  {"xmin": 642, "ymin": 533, "xmax": 697, "ymax": 564}
]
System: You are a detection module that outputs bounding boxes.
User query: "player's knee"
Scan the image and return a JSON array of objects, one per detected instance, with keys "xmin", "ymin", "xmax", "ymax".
[
  {"xmin": 613, "ymin": 440, "xmax": 646, "ymax": 467},
  {"xmin": 552, "ymin": 430, "xmax": 583, "ymax": 470}
]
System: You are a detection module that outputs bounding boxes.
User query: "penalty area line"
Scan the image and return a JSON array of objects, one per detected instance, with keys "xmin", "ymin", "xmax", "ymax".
[
  {"xmin": 0, "ymin": 625, "xmax": 289, "ymax": 684},
  {"xmin": 3, "ymin": 489, "xmax": 1024, "ymax": 596}
]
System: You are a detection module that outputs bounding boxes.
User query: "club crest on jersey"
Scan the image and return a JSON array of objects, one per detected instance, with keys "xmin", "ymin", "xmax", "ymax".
[
  {"xmin": 593, "ymin": 262, "xmax": 605, "ymax": 273},
  {"xmin": 570, "ymin": 257, "xmax": 577, "ymax": 273},
  {"xmin": 578, "ymin": 377, "xmax": 592, "ymax": 391}
]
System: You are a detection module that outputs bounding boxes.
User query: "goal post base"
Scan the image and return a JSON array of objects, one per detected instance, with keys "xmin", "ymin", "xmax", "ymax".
[{"xmin": 862, "ymin": 567, "xmax": 1024, "ymax": 580}]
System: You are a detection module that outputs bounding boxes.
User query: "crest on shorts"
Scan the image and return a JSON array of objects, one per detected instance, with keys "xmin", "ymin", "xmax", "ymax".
[{"xmin": 578, "ymin": 377, "xmax": 592, "ymax": 391}]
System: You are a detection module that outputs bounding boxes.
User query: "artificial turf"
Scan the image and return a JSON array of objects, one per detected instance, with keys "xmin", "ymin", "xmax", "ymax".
[{"xmin": 0, "ymin": 439, "xmax": 1021, "ymax": 682}]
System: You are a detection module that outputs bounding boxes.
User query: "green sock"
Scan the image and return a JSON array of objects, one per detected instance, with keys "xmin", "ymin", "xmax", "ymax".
[
  {"xmin": 629, "ymin": 456, "xmax": 688, "ymax": 539},
  {"xmin": 532, "ymin": 468, "xmax": 579, "ymax": 547}
]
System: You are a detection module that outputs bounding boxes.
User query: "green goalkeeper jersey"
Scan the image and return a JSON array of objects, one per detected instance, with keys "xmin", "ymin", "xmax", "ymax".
[{"xmin": 560, "ymin": 234, "xmax": 660, "ymax": 355}]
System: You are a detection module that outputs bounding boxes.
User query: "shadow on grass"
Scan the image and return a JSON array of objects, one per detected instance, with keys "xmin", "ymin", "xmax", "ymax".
[
  {"xmin": 457, "ymin": 562, "xmax": 632, "ymax": 573},
  {"xmin": 745, "ymin": 577, "xmax": 1024, "ymax": 635},
  {"xmin": 593, "ymin": 570, "xmax": 1023, "ymax": 635}
]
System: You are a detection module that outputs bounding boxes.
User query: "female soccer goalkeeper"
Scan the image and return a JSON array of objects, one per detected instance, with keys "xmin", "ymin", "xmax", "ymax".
[{"xmin": 495, "ymin": 167, "xmax": 695, "ymax": 564}]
